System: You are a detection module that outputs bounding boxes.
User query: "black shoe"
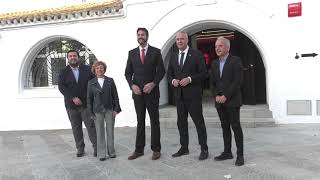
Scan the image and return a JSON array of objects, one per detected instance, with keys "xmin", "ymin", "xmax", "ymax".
[
  {"xmin": 76, "ymin": 150, "xmax": 84, "ymax": 157},
  {"xmin": 99, "ymin": 157, "xmax": 106, "ymax": 161},
  {"xmin": 199, "ymin": 150, "xmax": 208, "ymax": 160},
  {"xmin": 235, "ymin": 156, "xmax": 244, "ymax": 166},
  {"xmin": 214, "ymin": 152, "xmax": 233, "ymax": 161},
  {"xmin": 172, "ymin": 148, "xmax": 189, "ymax": 158},
  {"xmin": 93, "ymin": 150, "xmax": 97, "ymax": 157}
]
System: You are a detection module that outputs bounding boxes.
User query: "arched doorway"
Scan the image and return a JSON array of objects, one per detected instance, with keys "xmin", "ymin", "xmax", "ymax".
[{"xmin": 163, "ymin": 27, "xmax": 266, "ymax": 105}]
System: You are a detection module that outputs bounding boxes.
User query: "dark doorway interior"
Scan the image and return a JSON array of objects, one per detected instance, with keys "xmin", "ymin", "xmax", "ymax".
[
  {"xmin": 167, "ymin": 29, "xmax": 266, "ymax": 105},
  {"xmin": 232, "ymin": 31, "xmax": 266, "ymax": 104}
]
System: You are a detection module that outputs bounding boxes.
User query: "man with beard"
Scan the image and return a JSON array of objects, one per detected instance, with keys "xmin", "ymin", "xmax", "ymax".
[
  {"xmin": 58, "ymin": 50, "xmax": 97, "ymax": 157},
  {"xmin": 125, "ymin": 27, "xmax": 165, "ymax": 160}
]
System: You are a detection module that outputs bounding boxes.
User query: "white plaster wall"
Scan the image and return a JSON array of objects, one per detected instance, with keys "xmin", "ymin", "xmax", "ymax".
[
  {"xmin": 0, "ymin": 0, "xmax": 174, "ymax": 131},
  {"xmin": 1, "ymin": 0, "xmax": 320, "ymax": 130},
  {"xmin": 0, "ymin": 11, "xmax": 138, "ymax": 131},
  {"xmin": 271, "ymin": 0, "xmax": 320, "ymax": 123}
]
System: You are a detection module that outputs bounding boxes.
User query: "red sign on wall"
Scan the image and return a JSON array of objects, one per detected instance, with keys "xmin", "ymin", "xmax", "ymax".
[{"xmin": 288, "ymin": 2, "xmax": 302, "ymax": 17}]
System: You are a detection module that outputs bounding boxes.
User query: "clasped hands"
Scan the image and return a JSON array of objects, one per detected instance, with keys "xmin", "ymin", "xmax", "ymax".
[
  {"xmin": 72, "ymin": 97, "xmax": 82, "ymax": 105},
  {"xmin": 172, "ymin": 78, "xmax": 191, "ymax": 87},
  {"xmin": 132, "ymin": 82, "xmax": 155, "ymax": 95},
  {"xmin": 215, "ymin": 95, "xmax": 227, "ymax": 104}
]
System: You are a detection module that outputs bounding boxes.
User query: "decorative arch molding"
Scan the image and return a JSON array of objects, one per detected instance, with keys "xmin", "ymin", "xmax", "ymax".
[
  {"xmin": 18, "ymin": 35, "xmax": 96, "ymax": 94},
  {"xmin": 155, "ymin": 20, "xmax": 269, "ymax": 105},
  {"xmin": 161, "ymin": 20, "xmax": 268, "ymax": 70}
]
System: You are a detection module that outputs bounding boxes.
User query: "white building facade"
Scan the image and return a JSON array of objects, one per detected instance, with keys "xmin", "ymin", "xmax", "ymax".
[{"xmin": 0, "ymin": 0, "xmax": 319, "ymax": 131}]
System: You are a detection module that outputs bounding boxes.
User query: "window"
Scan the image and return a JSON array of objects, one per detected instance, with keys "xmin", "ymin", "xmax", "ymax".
[{"xmin": 25, "ymin": 38, "xmax": 97, "ymax": 88}]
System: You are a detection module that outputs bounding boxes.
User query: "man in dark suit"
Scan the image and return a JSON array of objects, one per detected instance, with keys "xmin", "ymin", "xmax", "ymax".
[
  {"xmin": 58, "ymin": 50, "xmax": 97, "ymax": 157},
  {"xmin": 167, "ymin": 32, "xmax": 208, "ymax": 160},
  {"xmin": 125, "ymin": 27, "xmax": 165, "ymax": 160},
  {"xmin": 211, "ymin": 36, "xmax": 244, "ymax": 166}
]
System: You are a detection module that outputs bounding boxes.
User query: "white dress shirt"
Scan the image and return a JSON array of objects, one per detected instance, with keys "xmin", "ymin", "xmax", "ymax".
[{"xmin": 97, "ymin": 77, "xmax": 104, "ymax": 88}]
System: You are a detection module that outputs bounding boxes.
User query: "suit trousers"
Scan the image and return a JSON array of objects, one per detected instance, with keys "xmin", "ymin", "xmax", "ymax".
[
  {"xmin": 67, "ymin": 107, "xmax": 97, "ymax": 151},
  {"xmin": 216, "ymin": 106, "xmax": 243, "ymax": 156},
  {"xmin": 94, "ymin": 110, "xmax": 115, "ymax": 158},
  {"xmin": 176, "ymin": 98, "xmax": 208, "ymax": 151},
  {"xmin": 133, "ymin": 94, "xmax": 161, "ymax": 153}
]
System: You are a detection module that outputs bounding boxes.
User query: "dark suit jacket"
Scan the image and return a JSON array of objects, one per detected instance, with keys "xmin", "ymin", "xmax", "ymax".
[
  {"xmin": 87, "ymin": 76, "xmax": 121, "ymax": 115},
  {"xmin": 211, "ymin": 54, "xmax": 243, "ymax": 107},
  {"xmin": 58, "ymin": 64, "xmax": 95, "ymax": 109},
  {"xmin": 167, "ymin": 48, "xmax": 207, "ymax": 101},
  {"xmin": 125, "ymin": 45, "xmax": 165, "ymax": 98}
]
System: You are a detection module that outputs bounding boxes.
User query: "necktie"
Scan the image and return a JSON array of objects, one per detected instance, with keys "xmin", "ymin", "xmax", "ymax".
[
  {"xmin": 179, "ymin": 52, "xmax": 185, "ymax": 68},
  {"xmin": 141, "ymin": 48, "xmax": 145, "ymax": 64}
]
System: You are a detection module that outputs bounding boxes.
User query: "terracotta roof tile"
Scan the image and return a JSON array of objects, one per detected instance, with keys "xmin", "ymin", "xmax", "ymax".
[{"xmin": 0, "ymin": 0, "xmax": 122, "ymax": 21}]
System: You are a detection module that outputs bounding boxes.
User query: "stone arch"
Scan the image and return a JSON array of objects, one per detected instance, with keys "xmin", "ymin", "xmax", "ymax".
[
  {"xmin": 19, "ymin": 35, "xmax": 97, "ymax": 93},
  {"xmin": 157, "ymin": 20, "xmax": 268, "ymax": 105}
]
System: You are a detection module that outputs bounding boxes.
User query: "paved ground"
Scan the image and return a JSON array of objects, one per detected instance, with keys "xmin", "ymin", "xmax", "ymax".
[{"xmin": 1, "ymin": 124, "xmax": 320, "ymax": 180}]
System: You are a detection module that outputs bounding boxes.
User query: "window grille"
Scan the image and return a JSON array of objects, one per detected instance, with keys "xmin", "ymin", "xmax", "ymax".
[{"xmin": 25, "ymin": 38, "xmax": 97, "ymax": 88}]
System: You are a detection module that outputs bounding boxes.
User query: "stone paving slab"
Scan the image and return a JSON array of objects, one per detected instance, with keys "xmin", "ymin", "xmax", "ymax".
[{"xmin": 1, "ymin": 124, "xmax": 320, "ymax": 179}]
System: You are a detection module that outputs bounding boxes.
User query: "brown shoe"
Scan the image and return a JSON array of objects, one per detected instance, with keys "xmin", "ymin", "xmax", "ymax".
[
  {"xmin": 152, "ymin": 152, "xmax": 161, "ymax": 160},
  {"xmin": 128, "ymin": 152, "xmax": 144, "ymax": 160}
]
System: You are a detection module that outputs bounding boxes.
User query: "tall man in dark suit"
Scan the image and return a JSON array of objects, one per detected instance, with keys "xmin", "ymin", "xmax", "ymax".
[
  {"xmin": 167, "ymin": 32, "xmax": 208, "ymax": 160},
  {"xmin": 125, "ymin": 28, "xmax": 165, "ymax": 160},
  {"xmin": 211, "ymin": 37, "xmax": 244, "ymax": 166},
  {"xmin": 58, "ymin": 50, "xmax": 97, "ymax": 157}
]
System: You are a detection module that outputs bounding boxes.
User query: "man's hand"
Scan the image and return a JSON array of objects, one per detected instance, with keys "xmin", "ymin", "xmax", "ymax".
[
  {"xmin": 172, "ymin": 79, "xmax": 180, "ymax": 87},
  {"xmin": 113, "ymin": 111, "xmax": 118, "ymax": 117},
  {"xmin": 132, "ymin": 84, "xmax": 142, "ymax": 95},
  {"xmin": 219, "ymin": 95, "xmax": 227, "ymax": 103},
  {"xmin": 143, "ymin": 82, "xmax": 156, "ymax": 94},
  {"xmin": 179, "ymin": 77, "xmax": 191, "ymax": 87},
  {"xmin": 215, "ymin": 96, "xmax": 219, "ymax": 103},
  {"xmin": 72, "ymin": 97, "xmax": 82, "ymax": 105},
  {"xmin": 215, "ymin": 95, "xmax": 227, "ymax": 103}
]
